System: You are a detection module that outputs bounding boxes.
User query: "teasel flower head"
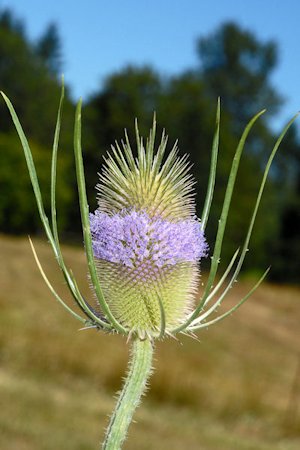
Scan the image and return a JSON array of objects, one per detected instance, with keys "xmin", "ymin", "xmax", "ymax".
[{"xmin": 89, "ymin": 122, "xmax": 208, "ymax": 337}]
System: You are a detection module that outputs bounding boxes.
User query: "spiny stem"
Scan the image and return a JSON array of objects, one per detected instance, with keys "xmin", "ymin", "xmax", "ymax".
[{"xmin": 102, "ymin": 338, "xmax": 154, "ymax": 450}]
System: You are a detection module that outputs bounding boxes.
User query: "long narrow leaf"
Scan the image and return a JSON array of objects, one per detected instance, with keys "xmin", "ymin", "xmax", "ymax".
[
  {"xmin": 188, "ymin": 268, "xmax": 270, "ymax": 331},
  {"xmin": 174, "ymin": 109, "xmax": 265, "ymax": 333},
  {"xmin": 189, "ymin": 248, "xmax": 240, "ymax": 327},
  {"xmin": 202, "ymin": 111, "xmax": 300, "ymax": 314},
  {"xmin": 30, "ymin": 235, "xmax": 109, "ymax": 329},
  {"xmin": 183, "ymin": 114, "xmax": 299, "ymax": 332},
  {"xmin": 1, "ymin": 92, "xmax": 56, "ymax": 253},
  {"xmin": 172, "ymin": 247, "xmax": 239, "ymax": 334},
  {"xmin": 29, "ymin": 237, "xmax": 86, "ymax": 323},
  {"xmin": 74, "ymin": 100, "xmax": 127, "ymax": 334},
  {"xmin": 201, "ymin": 98, "xmax": 220, "ymax": 230},
  {"xmin": 67, "ymin": 269, "xmax": 112, "ymax": 327},
  {"xmin": 225, "ymin": 112, "xmax": 300, "ymax": 283},
  {"xmin": 2, "ymin": 91, "xmax": 111, "ymax": 329},
  {"xmin": 202, "ymin": 109, "xmax": 265, "ymax": 296},
  {"xmin": 51, "ymin": 78, "xmax": 65, "ymax": 246}
]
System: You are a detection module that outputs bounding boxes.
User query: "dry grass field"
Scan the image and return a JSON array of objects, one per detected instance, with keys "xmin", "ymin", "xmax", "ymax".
[{"xmin": 0, "ymin": 234, "xmax": 299, "ymax": 449}]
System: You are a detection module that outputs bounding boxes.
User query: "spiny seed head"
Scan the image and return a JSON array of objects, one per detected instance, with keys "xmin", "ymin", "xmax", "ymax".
[{"xmin": 90, "ymin": 120, "xmax": 208, "ymax": 337}]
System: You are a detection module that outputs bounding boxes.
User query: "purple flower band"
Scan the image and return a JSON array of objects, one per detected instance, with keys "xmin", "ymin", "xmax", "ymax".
[{"xmin": 90, "ymin": 209, "xmax": 208, "ymax": 268}]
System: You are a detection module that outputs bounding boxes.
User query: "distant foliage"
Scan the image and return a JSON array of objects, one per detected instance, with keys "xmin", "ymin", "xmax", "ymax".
[
  {"xmin": 0, "ymin": 9, "xmax": 299, "ymax": 281},
  {"xmin": 0, "ymin": 133, "xmax": 72, "ymax": 233},
  {"xmin": 35, "ymin": 23, "xmax": 62, "ymax": 75},
  {"xmin": 0, "ymin": 9, "xmax": 74, "ymax": 233},
  {"xmin": 197, "ymin": 21, "xmax": 282, "ymax": 127}
]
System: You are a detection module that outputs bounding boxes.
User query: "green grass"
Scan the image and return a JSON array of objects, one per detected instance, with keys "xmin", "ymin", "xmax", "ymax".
[{"xmin": 0, "ymin": 234, "xmax": 299, "ymax": 449}]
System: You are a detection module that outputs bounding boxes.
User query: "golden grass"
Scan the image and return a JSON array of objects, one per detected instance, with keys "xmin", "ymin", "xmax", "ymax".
[{"xmin": 0, "ymin": 234, "xmax": 299, "ymax": 449}]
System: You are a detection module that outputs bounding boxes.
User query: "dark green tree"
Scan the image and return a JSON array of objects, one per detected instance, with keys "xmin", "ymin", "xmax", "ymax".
[
  {"xmin": 0, "ymin": 9, "xmax": 71, "ymax": 145},
  {"xmin": 158, "ymin": 70, "xmax": 279, "ymax": 270},
  {"xmin": 82, "ymin": 66, "xmax": 163, "ymax": 208},
  {"xmin": 35, "ymin": 23, "xmax": 62, "ymax": 76},
  {"xmin": 0, "ymin": 9, "xmax": 74, "ymax": 234},
  {"xmin": 0, "ymin": 133, "xmax": 72, "ymax": 233},
  {"xmin": 195, "ymin": 22, "xmax": 290, "ymax": 270},
  {"xmin": 0, "ymin": 8, "xmax": 24, "ymax": 36},
  {"xmin": 1, "ymin": 9, "xmax": 298, "ymax": 281},
  {"xmin": 158, "ymin": 72, "xmax": 215, "ymax": 204},
  {"xmin": 270, "ymin": 125, "xmax": 300, "ymax": 282},
  {"xmin": 197, "ymin": 22, "xmax": 282, "ymax": 130}
]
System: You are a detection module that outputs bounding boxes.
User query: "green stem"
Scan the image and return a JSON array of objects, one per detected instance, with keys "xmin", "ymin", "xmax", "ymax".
[{"xmin": 102, "ymin": 338, "xmax": 154, "ymax": 450}]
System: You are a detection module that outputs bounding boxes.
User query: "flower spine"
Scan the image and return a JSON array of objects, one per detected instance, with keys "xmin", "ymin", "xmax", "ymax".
[{"xmin": 90, "ymin": 121, "xmax": 208, "ymax": 337}]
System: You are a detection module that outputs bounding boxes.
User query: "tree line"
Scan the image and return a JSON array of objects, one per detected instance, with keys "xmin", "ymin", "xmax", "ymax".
[{"xmin": 0, "ymin": 9, "xmax": 299, "ymax": 282}]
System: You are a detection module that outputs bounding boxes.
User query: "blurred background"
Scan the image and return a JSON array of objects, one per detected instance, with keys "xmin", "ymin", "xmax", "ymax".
[{"xmin": 0, "ymin": 1, "xmax": 299, "ymax": 449}]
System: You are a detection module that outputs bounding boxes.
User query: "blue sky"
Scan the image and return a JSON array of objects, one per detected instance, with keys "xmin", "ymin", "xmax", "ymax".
[{"xmin": 1, "ymin": 0, "xmax": 300, "ymax": 129}]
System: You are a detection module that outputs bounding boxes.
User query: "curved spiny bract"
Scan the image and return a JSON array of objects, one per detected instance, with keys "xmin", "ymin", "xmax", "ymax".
[
  {"xmin": 74, "ymin": 101, "xmax": 128, "ymax": 334},
  {"xmin": 176, "ymin": 111, "xmax": 299, "ymax": 335}
]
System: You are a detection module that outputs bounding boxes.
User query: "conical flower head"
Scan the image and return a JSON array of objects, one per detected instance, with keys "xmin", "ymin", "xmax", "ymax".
[{"xmin": 90, "ymin": 121, "xmax": 208, "ymax": 337}]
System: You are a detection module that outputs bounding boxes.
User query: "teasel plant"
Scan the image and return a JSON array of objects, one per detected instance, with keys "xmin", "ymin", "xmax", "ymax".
[{"xmin": 1, "ymin": 82, "xmax": 298, "ymax": 450}]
